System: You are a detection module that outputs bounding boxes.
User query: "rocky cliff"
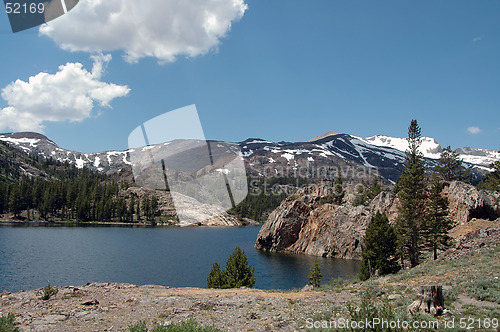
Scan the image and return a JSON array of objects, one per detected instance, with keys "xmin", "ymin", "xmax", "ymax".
[
  {"xmin": 255, "ymin": 185, "xmax": 398, "ymax": 260},
  {"xmin": 255, "ymin": 182, "xmax": 500, "ymax": 260},
  {"xmin": 443, "ymin": 181, "xmax": 500, "ymax": 224}
]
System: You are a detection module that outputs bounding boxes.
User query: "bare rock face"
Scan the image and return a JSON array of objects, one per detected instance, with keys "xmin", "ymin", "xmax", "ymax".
[
  {"xmin": 255, "ymin": 181, "xmax": 500, "ymax": 260},
  {"xmin": 443, "ymin": 181, "xmax": 500, "ymax": 224},
  {"xmin": 255, "ymin": 186, "xmax": 396, "ymax": 260},
  {"xmin": 119, "ymin": 187, "xmax": 241, "ymax": 226}
]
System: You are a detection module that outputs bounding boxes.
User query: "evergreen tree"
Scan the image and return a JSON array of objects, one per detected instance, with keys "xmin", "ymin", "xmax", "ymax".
[
  {"xmin": 0, "ymin": 184, "xmax": 7, "ymax": 214},
  {"xmin": 225, "ymin": 246, "xmax": 256, "ymax": 288},
  {"xmin": 477, "ymin": 161, "xmax": 500, "ymax": 192},
  {"xmin": 9, "ymin": 186, "xmax": 23, "ymax": 218},
  {"xmin": 136, "ymin": 199, "xmax": 141, "ymax": 221},
  {"xmin": 129, "ymin": 196, "xmax": 136, "ymax": 222},
  {"xmin": 206, "ymin": 247, "xmax": 256, "ymax": 289},
  {"xmin": 425, "ymin": 177, "xmax": 452, "ymax": 260},
  {"xmin": 370, "ymin": 177, "xmax": 382, "ymax": 198},
  {"xmin": 206, "ymin": 262, "xmax": 226, "ymax": 289},
  {"xmin": 142, "ymin": 196, "xmax": 151, "ymax": 221},
  {"xmin": 395, "ymin": 119, "xmax": 427, "ymax": 268},
  {"xmin": 332, "ymin": 168, "xmax": 344, "ymax": 204},
  {"xmin": 360, "ymin": 211, "xmax": 399, "ymax": 281},
  {"xmin": 151, "ymin": 196, "xmax": 159, "ymax": 218},
  {"xmin": 435, "ymin": 146, "xmax": 470, "ymax": 182},
  {"xmin": 353, "ymin": 178, "xmax": 382, "ymax": 206},
  {"xmin": 308, "ymin": 258, "xmax": 322, "ymax": 288}
]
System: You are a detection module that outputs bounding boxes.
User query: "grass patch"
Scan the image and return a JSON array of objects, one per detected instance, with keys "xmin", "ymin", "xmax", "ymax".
[
  {"xmin": 128, "ymin": 319, "xmax": 225, "ymax": 332},
  {"xmin": 465, "ymin": 278, "xmax": 500, "ymax": 304}
]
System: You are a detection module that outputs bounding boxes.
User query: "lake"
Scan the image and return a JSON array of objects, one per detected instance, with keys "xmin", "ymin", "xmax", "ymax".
[{"xmin": 0, "ymin": 224, "xmax": 360, "ymax": 293}]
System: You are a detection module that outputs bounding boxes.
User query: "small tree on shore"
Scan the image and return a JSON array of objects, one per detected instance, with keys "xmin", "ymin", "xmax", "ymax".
[
  {"xmin": 206, "ymin": 262, "xmax": 226, "ymax": 289},
  {"xmin": 225, "ymin": 246, "xmax": 256, "ymax": 288},
  {"xmin": 308, "ymin": 258, "xmax": 322, "ymax": 288},
  {"xmin": 207, "ymin": 247, "xmax": 256, "ymax": 289}
]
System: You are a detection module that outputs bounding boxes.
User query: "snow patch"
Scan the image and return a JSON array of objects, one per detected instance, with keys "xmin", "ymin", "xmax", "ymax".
[
  {"xmin": 281, "ymin": 153, "xmax": 294, "ymax": 162},
  {"xmin": 0, "ymin": 136, "xmax": 40, "ymax": 147},
  {"xmin": 75, "ymin": 158, "xmax": 85, "ymax": 169}
]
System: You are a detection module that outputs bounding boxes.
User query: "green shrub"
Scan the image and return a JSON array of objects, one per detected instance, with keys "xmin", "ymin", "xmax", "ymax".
[
  {"xmin": 0, "ymin": 314, "xmax": 20, "ymax": 332},
  {"xmin": 37, "ymin": 283, "xmax": 58, "ymax": 300},
  {"xmin": 128, "ymin": 320, "xmax": 148, "ymax": 332},
  {"xmin": 128, "ymin": 320, "xmax": 224, "ymax": 332}
]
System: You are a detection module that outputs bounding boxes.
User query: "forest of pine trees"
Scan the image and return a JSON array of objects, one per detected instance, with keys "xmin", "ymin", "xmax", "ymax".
[
  {"xmin": 0, "ymin": 145, "xmax": 162, "ymax": 223},
  {"xmin": 0, "ymin": 173, "xmax": 161, "ymax": 223}
]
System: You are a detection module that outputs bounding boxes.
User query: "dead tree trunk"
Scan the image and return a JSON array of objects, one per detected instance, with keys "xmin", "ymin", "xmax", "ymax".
[{"xmin": 407, "ymin": 285, "xmax": 444, "ymax": 316}]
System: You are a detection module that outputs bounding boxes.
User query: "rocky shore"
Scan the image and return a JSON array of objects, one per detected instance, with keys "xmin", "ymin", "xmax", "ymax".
[{"xmin": 0, "ymin": 282, "xmax": 359, "ymax": 331}]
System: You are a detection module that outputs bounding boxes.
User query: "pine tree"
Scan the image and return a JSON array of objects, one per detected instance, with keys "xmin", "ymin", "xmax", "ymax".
[
  {"xmin": 206, "ymin": 247, "xmax": 256, "ymax": 289},
  {"xmin": 142, "ymin": 196, "xmax": 151, "ymax": 221},
  {"xmin": 151, "ymin": 196, "xmax": 159, "ymax": 218},
  {"xmin": 425, "ymin": 177, "xmax": 452, "ymax": 260},
  {"xmin": 224, "ymin": 246, "xmax": 256, "ymax": 288},
  {"xmin": 129, "ymin": 196, "xmax": 136, "ymax": 222},
  {"xmin": 360, "ymin": 211, "xmax": 399, "ymax": 281},
  {"xmin": 206, "ymin": 262, "xmax": 226, "ymax": 289},
  {"xmin": 435, "ymin": 146, "xmax": 470, "ymax": 182},
  {"xmin": 308, "ymin": 258, "xmax": 322, "ymax": 288},
  {"xmin": 9, "ymin": 186, "xmax": 23, "ymax": 218},
  {"xmin": 332, "ymin": 168, "xmax": 344, "ymax": 204},
  {"xmin": 395, "ymin": 119, "xmax": 427, "ymax": 268},
  {"xmin": 478, "ymin": 161, "xmax": 500, "ymax": 192}
]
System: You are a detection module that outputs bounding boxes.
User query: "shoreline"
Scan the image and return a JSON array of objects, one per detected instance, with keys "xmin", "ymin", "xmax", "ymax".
[
  {"xmin": 0, "ymin": 219, "xmax": 262, "ymax": 228},
  {"xmin": 0, "ymin": 282, "xmax": 341, "ymax": 331}
]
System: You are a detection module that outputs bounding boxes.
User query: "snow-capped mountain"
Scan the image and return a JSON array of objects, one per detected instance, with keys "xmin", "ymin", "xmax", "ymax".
[
  {"xmin": 0, "ymin": 132, "xmax": 131, "ymax": 173},
  {"xmin": 1, "ymin": 131, "xmax": 498, "ymax": 182},
  {"xmin": 358, "ymin": 135, "xmax": 499, "ymax": 170},
  {"xmin": 359, "ymin": 135, "xmax": 443, "ymax": 158}
]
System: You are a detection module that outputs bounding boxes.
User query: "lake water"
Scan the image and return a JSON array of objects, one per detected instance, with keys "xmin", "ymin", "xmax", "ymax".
[{"xmin": 0, "ymin": 224, "xmax": 360, "ymax": 293}]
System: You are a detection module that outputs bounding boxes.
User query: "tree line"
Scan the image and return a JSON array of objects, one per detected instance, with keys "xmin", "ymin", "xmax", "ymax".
[{"xmin": 0, "ymin": 171, "xmax": 159, "ymax": 223}]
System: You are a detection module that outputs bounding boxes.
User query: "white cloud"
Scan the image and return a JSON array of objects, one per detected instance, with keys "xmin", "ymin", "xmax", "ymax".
[
  {"xmin": 467, "ymin": 126, "xmax": 482, "ymax": 134},
  {"xmin": 473, "ymin": 37, "xmax": 482, "ymax": 43},
  {"xmin": 0, "ymin": 54, "xmax": 130, "ymax": 132},
  {"xmin": 39, "ymin": 0, "xmax": 248, "ymax": 63}
]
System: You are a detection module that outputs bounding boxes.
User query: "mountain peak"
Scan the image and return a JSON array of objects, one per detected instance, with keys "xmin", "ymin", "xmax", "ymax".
[
  {"xmin": 0, "ymin": 132, "xmax": 51, "ymax": 141},
  {"xmin": 308, "ymin": 132, "xmax": 342, "ymax": 142}
]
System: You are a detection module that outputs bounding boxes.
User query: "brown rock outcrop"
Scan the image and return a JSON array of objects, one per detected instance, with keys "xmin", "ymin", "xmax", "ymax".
[
  {"xmin": 443, "ymin": 181, "xmax": 500, "ymax": 224},
  {"xmin": 255, "ymin": 181, "xmax": 500, "ymax": 260},
  {"xmin": 255, "ymin": 185, "xmax": 396, "ymax": 260}
]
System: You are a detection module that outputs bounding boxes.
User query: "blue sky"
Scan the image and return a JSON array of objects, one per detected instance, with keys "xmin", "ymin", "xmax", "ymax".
[{"xmin": 0, "ymin": 0, "xmax": 499, "ymax": 152}]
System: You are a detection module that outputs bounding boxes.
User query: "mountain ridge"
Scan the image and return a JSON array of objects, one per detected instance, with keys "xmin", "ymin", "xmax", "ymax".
[{"xmin": 1, "ymin": 132, "xmax": 498, "ymax": 182}]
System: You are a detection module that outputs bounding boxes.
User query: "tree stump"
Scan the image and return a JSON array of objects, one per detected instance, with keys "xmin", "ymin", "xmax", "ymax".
[{"xmin": 407, "ymin": 285, "xmax": 444, "ymax": 316}]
